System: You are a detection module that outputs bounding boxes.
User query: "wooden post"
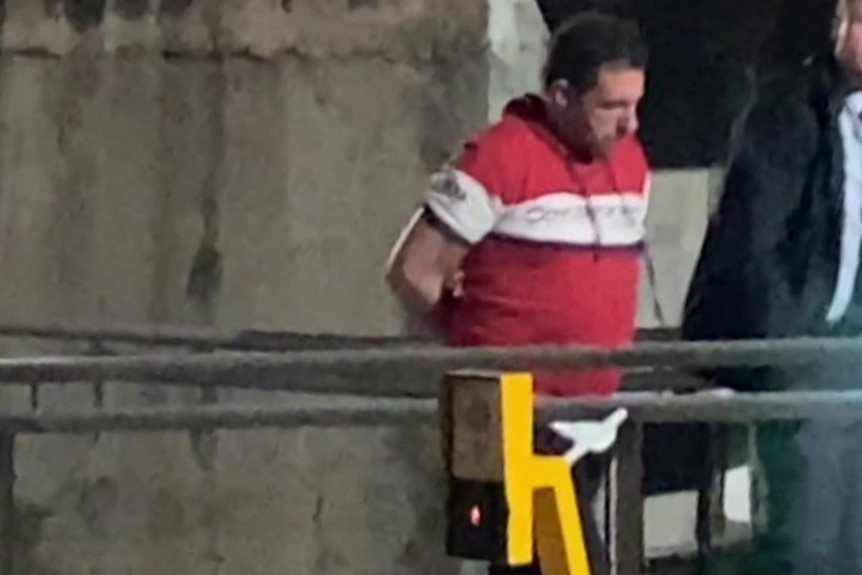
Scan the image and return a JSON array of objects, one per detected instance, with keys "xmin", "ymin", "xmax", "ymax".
[
  {"xmin": 440, "ymin": 370, "xmax": 507, "ymax": 484},
  {"xmin": 440, "ymin": 370, "xmax": 595, "ymax": 575},
  {"xmin": 440, "ymin": 370, "xmax": 532, "ymax": 566}
]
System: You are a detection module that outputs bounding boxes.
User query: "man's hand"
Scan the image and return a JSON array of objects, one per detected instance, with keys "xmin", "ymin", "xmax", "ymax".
[{"xmin": 446, "ymin": 270, "xmax": 465, "ymax": 299}]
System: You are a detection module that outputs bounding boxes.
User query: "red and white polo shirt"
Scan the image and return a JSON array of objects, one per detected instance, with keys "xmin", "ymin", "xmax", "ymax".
[{"xmin": 424, "ymin": 94, "xmax": 650, "ymax": 397}]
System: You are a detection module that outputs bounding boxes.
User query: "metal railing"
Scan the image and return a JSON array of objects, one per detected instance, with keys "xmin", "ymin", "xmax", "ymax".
[{"xmin": 0, "ymin": 321, "xmax": 860, "ymax": 573}]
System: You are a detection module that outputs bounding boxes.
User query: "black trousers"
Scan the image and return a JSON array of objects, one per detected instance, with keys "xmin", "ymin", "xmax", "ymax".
[{"xmin": 487, "ymin": 453, "xmax": 610, "ymax": 575}]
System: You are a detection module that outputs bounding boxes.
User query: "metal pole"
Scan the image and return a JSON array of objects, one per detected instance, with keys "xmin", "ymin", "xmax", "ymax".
[
  {"xmin": 608, "ymin": 422, "xmax": 643, "ymax": 575},
  {"xmin": 0, "ymin": 322, "xmax": 240, "ymax": 349},
  {"xmin": 0, "ymin": 389, "xmax": 860, "ymax": 435},
  {"xmin": 0, "ymin": 389, "xmax": 858, "ymax": 435},
  {"xmin": 0, "ymin": 433, "xmax": 14, "ymax": 575},
  {"xmin": 0, "ymin": 321, "xmax": 676, "ymax": 350},
  {"xmin": 0, "ymin": 321, "xmax": 418, "ymax": 351},
  {"xmin": 537, "ymin": 389, "xmax": 862, "ymax": 424},
  {"xmin": 0, "ymin": 337, "xmax": 855, "ymax": 393},
  {"xmin": 0, "ymin": 399, "xmax": 437, "ymax": 434}
]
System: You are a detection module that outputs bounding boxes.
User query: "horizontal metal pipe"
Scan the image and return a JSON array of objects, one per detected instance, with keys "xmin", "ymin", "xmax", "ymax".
[
  {"xmin": 0, "ymin": 322, "xmax": 417, "ymax": 351},
  {"xmin": 0, "ymin": 337, "xmax": 856, "ymax": 392},
  {"xmin": 0, "ymin": 321, "xmax": 679, "ymax": 350},
  {"xmin": 0, "ymin": 322, "xmax": 235, "ymax": 348},
  {"xmin": 4, "ymin": 389, "xmax": 862, "ymax": 435},
  {"xmin": 538, "ymin": 390, "xmax": 862, "ymax": 424},
  {"xmin": 0, "ymin": 368, "xmax": 705, "ymax": 399},
  {"xmin": 0, "ymin": 398, "xmax": 437, "ymax": 434}
]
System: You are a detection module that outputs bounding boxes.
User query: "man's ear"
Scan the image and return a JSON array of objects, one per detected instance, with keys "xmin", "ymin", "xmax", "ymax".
[
  {"xmin": 554, "ymin": 91, "xmax": 569, "ymax": 108},
  {"xmin": 547, "ymin": 79, "xmax": 572, "ymax": 109}
]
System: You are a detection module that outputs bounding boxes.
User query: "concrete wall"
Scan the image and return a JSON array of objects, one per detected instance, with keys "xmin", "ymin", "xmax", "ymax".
[
  {"xmin": 0, "ymin": 0, "xmax": 489, "ymax": 336},
  {"xmin": 0, "ymin": 0, "xmax": 720, "ymax": 573},
  {"xmin": 0, "ymin": 1, "xmax": 487, "ymax": 574}
]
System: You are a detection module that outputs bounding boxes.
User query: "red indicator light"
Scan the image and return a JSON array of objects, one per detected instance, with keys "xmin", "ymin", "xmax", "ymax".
[{"xmin": 470, "ymin": 505, "xmax": 482, "ymax": 526}]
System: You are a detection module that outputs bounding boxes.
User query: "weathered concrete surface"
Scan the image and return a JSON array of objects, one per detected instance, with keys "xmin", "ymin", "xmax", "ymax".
[
  {"xmin": 486, "ymin": 0, "xmax": 547, "ymax": 122},
  {"xmin": 0, "ymin": 1, "xmax": 486, "ymax": 574},
  {"xmin": 0, "ymin": 0, "xmax": 728, "ymax": 573}
]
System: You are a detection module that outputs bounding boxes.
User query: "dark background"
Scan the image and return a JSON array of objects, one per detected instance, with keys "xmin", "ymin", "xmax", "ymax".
[{"xmin": 535, "ymin": 0, "xmax": 836, "ymax": 168}]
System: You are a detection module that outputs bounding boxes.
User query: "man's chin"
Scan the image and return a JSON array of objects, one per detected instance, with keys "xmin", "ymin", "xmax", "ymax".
[{"xmin": 592, "ymin": 142, "xmax": 616, "ymax": 158}]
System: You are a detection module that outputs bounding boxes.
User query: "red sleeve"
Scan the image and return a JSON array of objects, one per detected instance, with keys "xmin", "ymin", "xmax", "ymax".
[{"xmin": 423, "ymin": 124, "xmax": 521, "ymax": 245}]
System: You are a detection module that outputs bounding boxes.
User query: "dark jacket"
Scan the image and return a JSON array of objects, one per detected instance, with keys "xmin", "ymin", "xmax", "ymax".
[{"xmin": 682, "ymin": 54, "xmax": 859, "ymax": 390}]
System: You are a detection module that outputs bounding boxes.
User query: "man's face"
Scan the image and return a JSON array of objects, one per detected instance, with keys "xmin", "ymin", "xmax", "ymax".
[
  {"xmin": 835, "ymin": 0, "xmax": 862, "ymax": 80},
  {"xmin": 549, "ymin": 64, "xmax": 645, "ymax": 157}
]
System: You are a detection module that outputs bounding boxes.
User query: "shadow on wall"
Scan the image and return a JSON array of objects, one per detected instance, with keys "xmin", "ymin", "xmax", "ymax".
[
  {"xmin": 60, "ymin": 0, "xmax": 106, "ymax": 32},
  {"xmin": 399, "ymin": 14, "xmax": 490, "ymax": 173},
  {"xmin": 533, "ymin": 0, "xmax": 836, "ymax": 169},
  {"xmin": 49, "ymin": 0, "xmax": 196, "ymax": 33}
]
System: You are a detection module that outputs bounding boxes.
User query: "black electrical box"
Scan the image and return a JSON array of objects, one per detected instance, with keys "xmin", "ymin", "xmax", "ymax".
[{"xmin": 446, "ymin": 477, "xmax": 510, "ymax": 562}]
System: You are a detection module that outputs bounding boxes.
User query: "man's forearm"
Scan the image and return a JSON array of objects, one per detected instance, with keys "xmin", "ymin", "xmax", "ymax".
[{"xmin": 397, "ymin": 286, "xmax": 457, "ymax": 340}]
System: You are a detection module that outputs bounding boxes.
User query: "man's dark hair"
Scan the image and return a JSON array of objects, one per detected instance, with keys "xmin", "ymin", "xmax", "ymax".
[{"xmin": 542, "ymin": 12, "xmax": 648, "ymax": 94}]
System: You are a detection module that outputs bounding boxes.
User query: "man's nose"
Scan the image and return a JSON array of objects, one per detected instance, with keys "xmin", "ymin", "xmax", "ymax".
[
  {"xmin": 624, "ymin": 109, "xmax": 639, "ymax": 135},
  {"xmin": 617, "ymin": 112, "xmax": 638, "ymax": 137}
]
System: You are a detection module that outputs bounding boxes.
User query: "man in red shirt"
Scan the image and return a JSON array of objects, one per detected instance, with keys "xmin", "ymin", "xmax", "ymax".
[{"xmin": 386, "ymin": 12, "xmax": 649, "ymax": 575}]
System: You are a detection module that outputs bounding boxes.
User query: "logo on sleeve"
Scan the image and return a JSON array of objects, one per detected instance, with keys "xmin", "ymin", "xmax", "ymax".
[{"xmin": 430, "ymin": 166, "xmax": 467, "ymax": 201}]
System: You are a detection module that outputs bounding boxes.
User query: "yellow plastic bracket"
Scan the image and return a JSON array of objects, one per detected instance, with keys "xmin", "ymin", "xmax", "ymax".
[{"xmin": 500, "ymin": 372, "xmax": 592, "ymax": 575}]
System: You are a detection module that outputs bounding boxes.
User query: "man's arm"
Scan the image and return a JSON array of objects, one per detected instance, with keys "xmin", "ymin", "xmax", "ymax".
[
  {"xmin": 386, "ymin": 132, "xmax": 513, "ymax": 337},
  {"xmin": 385, "ymin": 208, "xmax": 470, "ymax": 335}
]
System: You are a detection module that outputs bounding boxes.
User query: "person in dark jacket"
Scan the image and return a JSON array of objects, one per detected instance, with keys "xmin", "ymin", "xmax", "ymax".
[{"xmin": 683, "ymin": 0, "xmax": 862, "ymax": 573}]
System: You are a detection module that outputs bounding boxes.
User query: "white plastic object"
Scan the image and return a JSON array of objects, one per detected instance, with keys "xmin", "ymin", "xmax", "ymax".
[{"xmin": 548, "ymin": 408, "xmax": 630, "ymax": 465}]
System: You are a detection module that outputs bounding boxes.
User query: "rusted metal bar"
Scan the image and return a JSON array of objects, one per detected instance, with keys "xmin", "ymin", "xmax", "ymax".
[
  {"xmin": 0, "ymin": 322, "xmax": 238, "ymax": 348},
  {"xmin": 0, "ymin": 388, "xmax": 858, "ymax": 434},
  {"xmin": 0, "ymin": 321, "xmax": 677, "ymax": 350},
  {"xmin": 0, "ymin": 322, "xmax": 419, "ymax": 351},
  {"xmin": 0, "ymin": 383, "xmax": 858, "ymax": 434},
  {"xmin": 0, "ymin": 399, "xmax": 437, "ymax": 434},
  {"xmin": 0, "ymin": 364, "xmax": 706, "ymax": 400},
  {"xmin": 608, "ymin": 422, "xmax": 644, "ymax": 575},
  {"xmin": 0, "ymin": 336, "xmax": 851, "ymax": 394},
  {"xmin": 537, "ymin": 389, "xmax": 862, "ymax": 424},
  {"xmin": 0, "ymin": 433, "xmax": 14, "ymax": 575}
]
